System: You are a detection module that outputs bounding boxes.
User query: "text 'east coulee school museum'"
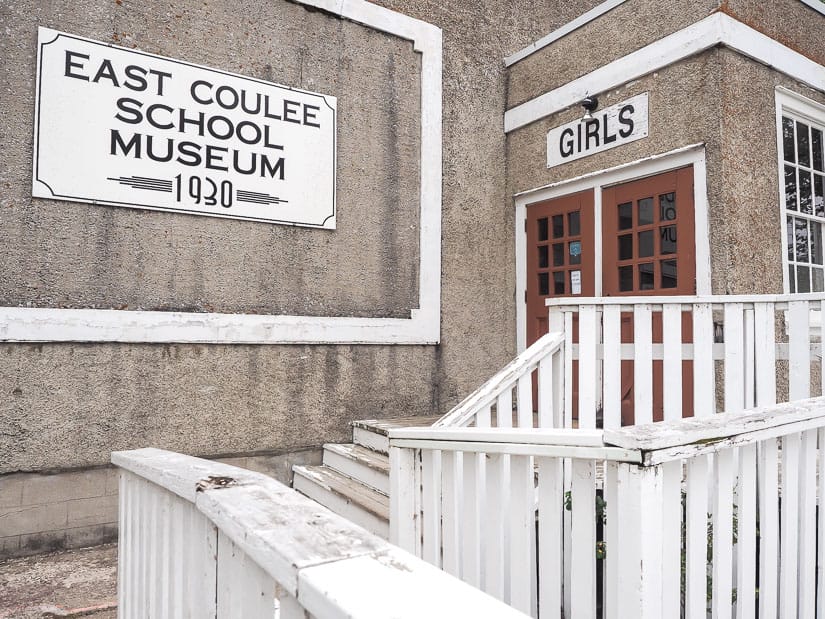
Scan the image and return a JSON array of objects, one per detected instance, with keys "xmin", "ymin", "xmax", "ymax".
[{"xmin": 1, "ymin": 0, "xmax": 824, "ymax": 557}]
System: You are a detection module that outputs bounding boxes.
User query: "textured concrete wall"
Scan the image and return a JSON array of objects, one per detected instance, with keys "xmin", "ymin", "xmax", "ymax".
[{"xmin": 0, "ymin": 0, "xmax": 599, "ymax": 477}]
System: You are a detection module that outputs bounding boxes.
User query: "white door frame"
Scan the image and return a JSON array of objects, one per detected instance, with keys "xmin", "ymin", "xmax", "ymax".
[{"xmin": 515, "ymin": 143, "xmax": 711, "ymax": 352}]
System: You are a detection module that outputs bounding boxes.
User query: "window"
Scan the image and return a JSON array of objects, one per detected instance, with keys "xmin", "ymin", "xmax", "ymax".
[{"xmin": 778, "ymin": 89, "xmax": 825, "ymax": 293}]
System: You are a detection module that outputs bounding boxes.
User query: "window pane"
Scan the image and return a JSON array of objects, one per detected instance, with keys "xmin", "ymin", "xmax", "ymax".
[
  {"xmin": 618, "ymin": 234, "xmax": 633, "ymax": 260},
  {"xmin": 796, "ymin": 218, "xmax": 810, "ymax": 263},
  {"xmin": 538, "ymin": 218, "xmax": 548, "ymax": 241},
  {"xmin": 815, "ymin": 174, "xmax": 825, "ymax": 217},
  {"xmin": 661, "ymin": 259, "xmax": 677, "ymax": 289},
  {"xmin": 798, "ymin": 265, "xmax": 811, "ymax": 293},
  {"xmin": 800, "ymin": 170, "xmax": 813, "ymax": 214},
  {"xmin": 660, "ymin": 225, "xmax": 677, "ymax": 254},
  {"xmin": 552, "ymin": 215, "xmax": 564, "ymax": 238},
  {"xmin": 618, "ymin": 202, "xmax": 633, "ymax": 230},
  {"xmin": 788, "ymin": 216, "xmax": 796, "ymax": 262},
  {"xmin": 798, "ymin": 121, "xmax": 811, "ymax": 168},
  {"xmin": 659, "ymin": 193, "xmax": 676, "ymax": 221},
  {"xmin": 538, "ymin": 245, "xmax": 549, "ymax": 268},
  {"xmin": 783, "ymin": 116, "xmax": 796, "ymax": 163},
  {"xmin": 568, "ymin": 211, "xmax": 580, "ymax": 236},
  {"xmin": 553, "ymin": 243, "xmax": 564, "ymax": 266},
  {"xmin": 553, "ymin": 271, "xmax": 565, "ymax": 294},
  {"xmin": 618, "ymin": 266, "xmax": 633, "ymax": 292},
  {"xmin": 539, "ymin": 272, "xmax": 550, "ymax": 295},
  {"xmin": 639, "ymin": 263, "xmax": 654, "ymax": 290},
  {"xmin": 789, "ymin": 263, "xmax": 796, "ymax": 293},
  {"xmin": 638, "ymin": 230, "xmax": 654, "ymax": 258},
  {"xmin": 813, "ymin": 128, "xmax": 823, "ymax": 172},
  {"xmin": 785, "ymin": 165, "xmax": 798, "ymax": 211},
  {"xmin": 812, "ymin": 221, "xmax": 823, "ymax": 265},
  {"xmin": 638, "ymin": 197, "xmax": 654, "ymax": 225},
  {"xmin": 814, "ymin": 267, "xmax": 824, "ymax": 292},
  {"xmin": 569, "ymin": 241, "xmax": 581, "ymax": 265}
]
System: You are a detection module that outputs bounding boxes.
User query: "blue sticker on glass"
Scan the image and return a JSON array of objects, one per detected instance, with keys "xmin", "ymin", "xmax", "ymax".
[{"xmin": 569, "ymin": 241, "xmax": 582, "ymax": 257}]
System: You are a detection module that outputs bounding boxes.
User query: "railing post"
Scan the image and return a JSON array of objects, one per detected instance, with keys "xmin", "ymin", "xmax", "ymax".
[
  {"xmin": 389, "ymin": 444, "xmax": 419, "ymax": 555},
  {"xmin": 615, "ymin": 462, "xmax": 663, "ymax": 618}
]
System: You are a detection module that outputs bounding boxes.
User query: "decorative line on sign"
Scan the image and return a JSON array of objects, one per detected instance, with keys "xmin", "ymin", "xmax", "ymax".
[
  {"xmin": 236, "ymin": 190, "xmax": 288, "ymax": 205},
  {"xmin": 107, "ymin": 176, "xmax": 173, "ymax": 193}
]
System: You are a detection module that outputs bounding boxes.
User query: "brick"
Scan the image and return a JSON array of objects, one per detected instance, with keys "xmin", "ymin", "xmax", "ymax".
[
  {"xmin": 104, "ymin": 468, "xmax": 120, "ymax": 495},
  {"xmin": 65, "ymin": 523, "xmax": 118, "ymax": 550},
  {"xmin": 214, "ymin": 456, "xmax": 248, "ymax": 469},
  {"xmin": 0, "ymin": 474, "xmax": 25, "ymax": 508},
  {"xmin": 18, "ymin": 530, "xmax": 68, "ymax": 557},
  {"xmin": 0, "ymin": 534, "xmax": 20, "ymax": 558},
  {"xmin": 21, "ymin": 469, "xmax": 108, "ymax": 506},
  {"xmin": 0, "ymin": 502, "xmax": 68, "ymax": 536},
  {"xmin": 66, "ymin": 494, "xmax": 118, "ymax": 529}
]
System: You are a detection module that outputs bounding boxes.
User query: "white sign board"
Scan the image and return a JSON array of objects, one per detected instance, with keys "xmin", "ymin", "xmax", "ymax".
[
  {"xmin": 33, "ymin": 28, "xmax": 337, "ymax": 228},
  {"xmin": 547, "ymin": 93, "xmax": 648, "ymax": 169}
]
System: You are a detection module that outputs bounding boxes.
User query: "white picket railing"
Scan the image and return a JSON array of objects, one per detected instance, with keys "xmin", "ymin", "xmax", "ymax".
[
  {"xmin": 546, "ymin": 293, "xmax": 825, "ymax": 429},
  {"xmin": 432, "ymin": 331, "xmax": 565, "ymax": 429},
  {"xmin": 390, "ymin": 396, "xmax": 825, "ymax": 619},
  {"xmin": 112, "ymin": 448, "xmax": 529, "ymax": 619}
]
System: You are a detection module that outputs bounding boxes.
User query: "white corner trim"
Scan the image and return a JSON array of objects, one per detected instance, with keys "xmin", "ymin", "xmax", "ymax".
[
  {"xmin": 505, "ymin": 12, "xmax": 825, "ymax": 133},
  {"xmin": 515, "ymin": 144, "xmax": 710, "ymax": 352},
  {"xmin": 504, "ymin": 0, "xmax": 628, "ymax": 67},
  {"xmin": 5, "ymin": 0, "xmax": 442, "ymax": 345}
]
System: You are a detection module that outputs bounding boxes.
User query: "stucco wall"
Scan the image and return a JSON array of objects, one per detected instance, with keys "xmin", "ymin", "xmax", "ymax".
[{"xmin": 0, "ymin": 0, "xmax": 599, "ymax": 474}]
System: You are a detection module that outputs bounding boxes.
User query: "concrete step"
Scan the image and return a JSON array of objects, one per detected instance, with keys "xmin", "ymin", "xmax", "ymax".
[
  {"xmin": 352, "ymin": 416, "xmax": 442, "ymax": 455},
  {"xmin": 292, "ymin": 465, "xmax": 389, "ymax": 539},
  {"xmin": 322, "ymin": 443, "xmax": 390, "ymax": 495}
]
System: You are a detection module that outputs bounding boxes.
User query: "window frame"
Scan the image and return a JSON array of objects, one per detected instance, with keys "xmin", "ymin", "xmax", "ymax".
[{"xmin": 776, "ymin": 87, "xmax": 825, "ymax": 295}]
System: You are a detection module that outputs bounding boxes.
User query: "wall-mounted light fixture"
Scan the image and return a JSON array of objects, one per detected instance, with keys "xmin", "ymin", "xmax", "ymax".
[{"xmin": 580, "ymin": 96, "xmax": 599, "ymax": 121}]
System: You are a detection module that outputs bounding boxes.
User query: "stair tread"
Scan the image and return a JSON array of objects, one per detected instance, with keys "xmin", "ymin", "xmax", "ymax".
[
  {"xmin": 293, "ymin": 465, "xmax": 389, "ymax": 521},
  {"xmin": 351, "ymin": 416, "xmax": 441, "ymax": 436},
  {"xmin": 324, "ymin": 443, "xmax": 389, "ymax": 473}
]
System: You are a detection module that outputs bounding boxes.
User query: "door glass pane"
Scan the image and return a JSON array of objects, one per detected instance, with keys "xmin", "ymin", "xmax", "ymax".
[
  {"xmin": 618, "ymin": 266, "xmax": 633, "ymax": 292},
  {"xmin": 568, "ymin": 211, "xmax": 580, "ymax": 236},
  {"xmin": 618, "ymin": 202, "xmax": 633, "ymax": 229},
  {"xmin": 660, "ymin": 225, "xmax": 677, "ymax": 254},
  {"xmin": 659, "ymin": 193, "xmax": 676, "ymax": 221},
  {"xmin": 798, "ymin": 121, "xmax": 811, "ymax": 168},
  {"xmin": 661, "ymin": 259, "xmax": 677, "ymax": 289},
  {"xmin": 618, "ymin": 234, "xmax": 633, "ymax": 260},
  {"xmin": 786, "ymin": 165, "xmax": 798, "ymax": 211},
  {"xmin": 798, "ymin": 265, "xmax": 811, "ymax": 293},
  {"xmin": 552, "ymin": 243, "xmax": 564, "ymax": 266},
  {"xmin": 639, "ymin": 263, "xmax": 654, "ymax": 290},
  {"xmin": 638, "ymin": 230, "xmax": 654, "ymax": 257},
  {"xmin": 814, "ymin": 267, "xmax": 824, "ymax": 292},
  {"xmin": 813, "ymin": 128, "xmax": 823, "ymax": 172},
  {"xmin": 568, "ymin": 241, "xmax": 581, "ymax": 265},
  {"xmin": 796, "ymin": 218, "xmax": 810, "ymax": 263},
  {"xmin": 553, "ymin": 271, "xmax": 565, "ymax": 294},
  {"xmin": 538, "ymin": 245, "xmax": 549, "ymax": 268},
  {"xmin": 783, "ymin": 116, "xmax": 796, "ymax": 163},
  {"xmin": 638, "ymin": 198, "xmax": 654, "ymax": 225},
  {"xmin": 539, "ymin": 272, "xmax": 550, "ymax": 295},
  {"xmin": 815, "ymin": 174, "xmax": 825, "ymax": 217},
  {"xmin": 552, "ymin": 215, "xmax": 564, "ymax": 238},
  {"xmin": 538, "ymin": 218, "xmax": 548, "ymax": 241}
]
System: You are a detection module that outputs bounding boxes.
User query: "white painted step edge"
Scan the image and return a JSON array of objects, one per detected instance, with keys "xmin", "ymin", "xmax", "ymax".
[{"xmin": 323, "ymin": 444, "xmax": 390, "ymax": 495}]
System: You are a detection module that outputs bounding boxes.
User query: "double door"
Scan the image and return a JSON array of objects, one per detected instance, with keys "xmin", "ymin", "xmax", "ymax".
[{"xmin": 526, "ymin": 167, "xmax": 695, "ymax": 424}]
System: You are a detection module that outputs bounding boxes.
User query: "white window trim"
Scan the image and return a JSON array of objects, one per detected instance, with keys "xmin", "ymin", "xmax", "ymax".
[
  {"xmin": 2, "ymin": 0, "xmax": 443, "ymax": 345},
  {"xmin": 505, "ymin": 12, "xmax": 825, "ymax": 134},
  {"xmin": 515, "ymin": 143, "xmax": 710, "ymax": 352},
  {"xmin": 776, "ymin": 87, "xmax": 825, "ymax": 297}
]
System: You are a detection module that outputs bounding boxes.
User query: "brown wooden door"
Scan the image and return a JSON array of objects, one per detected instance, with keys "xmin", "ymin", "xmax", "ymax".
[
  {"xmin": 526, "ymin": 190, "xmax": 595, "ymax": 415},
  {"xmin": 602, "ymin": 166, "xmax": 696, "ymax": 424}
]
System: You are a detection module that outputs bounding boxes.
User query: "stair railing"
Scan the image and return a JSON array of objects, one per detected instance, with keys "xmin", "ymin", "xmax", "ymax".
[
  {"xmin": 432, "ymin": 331, "xmax": 566, "ymax": 429},
  {"xmin": 112, "ymin": 448, "xmax": 529, "ymax": 619},
  {"xmin": 390, "ymin": 397, "xmax": 825, "ymax": 618}
]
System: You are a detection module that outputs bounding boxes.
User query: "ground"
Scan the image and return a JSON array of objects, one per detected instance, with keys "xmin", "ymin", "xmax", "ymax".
[{"xmin": 0, "ymin": 545, "xmax": 116, "ymax": 618}]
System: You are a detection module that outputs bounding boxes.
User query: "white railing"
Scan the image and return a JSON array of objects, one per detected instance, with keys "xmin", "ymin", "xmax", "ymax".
[
  {"xmin": 433, "ymin": 331, "xmax": 565, "ymax": 429},
  {"xmin": 112, "ymin": 448, "xmax": 529, "ymax": 619},
  {"xmin": 547, "ymin": 293, "xmax": 825, "ymax": 428},
  {"xmin": 390, "ymin": 396, "xmax": 825, "ymax": 618}
]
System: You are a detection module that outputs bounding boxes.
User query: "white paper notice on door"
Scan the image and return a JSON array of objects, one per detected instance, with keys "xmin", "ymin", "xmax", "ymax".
[{"xmin": 571, "ymin": 270, "xmax": 582, "ymax": 295}]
